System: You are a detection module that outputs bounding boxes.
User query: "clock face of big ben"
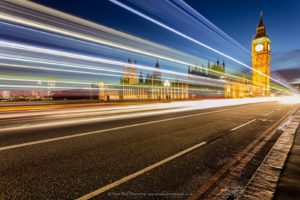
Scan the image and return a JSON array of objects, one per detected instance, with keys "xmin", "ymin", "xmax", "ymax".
[
  {"xmin": 268, "ymin": 44, "xmax": 271, "ymax": 51},
  {"xmin": 255, "ymin": 44, "xmax": 263, "ymax": 52}
]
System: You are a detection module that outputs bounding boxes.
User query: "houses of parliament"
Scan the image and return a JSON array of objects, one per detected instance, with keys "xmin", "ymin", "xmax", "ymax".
[
  {"xmin": 14, "ymin": 12, "xmax": 272, "ymax": 101},
  {"xmin": 94, "ymin": 12, "xmax": 271, "ymax": 101}
]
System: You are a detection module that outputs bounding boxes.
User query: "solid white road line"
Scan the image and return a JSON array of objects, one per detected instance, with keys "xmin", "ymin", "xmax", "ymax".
[
  {"xmin": 263, "ymin": 111, "xmax": 274, "ymax": 116},
  {"xmin": 76, "ymin": 141, "xmax": 207, "ymax": 200},
  {"xmin": 230, "ymin": 119, "xmax": 257, "ymax": 131},
  {"xmin": 0, "ymin": 107, "xmax": 234, "ymax": 152}
]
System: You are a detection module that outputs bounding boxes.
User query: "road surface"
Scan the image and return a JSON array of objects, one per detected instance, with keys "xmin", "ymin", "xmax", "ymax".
[{"xmin": 0, "ymin": 100, "xmax": 298, "ymax": 199}]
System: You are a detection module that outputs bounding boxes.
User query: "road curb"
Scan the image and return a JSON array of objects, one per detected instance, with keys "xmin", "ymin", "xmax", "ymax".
[{"xmin": 238, "ymin": 108, "xmax": 300, "ymax": 200}]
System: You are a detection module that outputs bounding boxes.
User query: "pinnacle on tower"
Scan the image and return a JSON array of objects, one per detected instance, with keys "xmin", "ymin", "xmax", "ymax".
[
  {"xmin": 258, "ymin": 10, "xmax": 264, "ymax": 27},
  {"xmin": 254, "ymin": 10, "xmax": 267, "ymax": 39},
  {"xmin": 155, "ymin": 59, "xmax": 160, "ymax": 68}
]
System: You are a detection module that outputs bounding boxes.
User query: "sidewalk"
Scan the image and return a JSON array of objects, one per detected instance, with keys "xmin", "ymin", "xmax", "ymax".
[
  {"xmin": 274, "ymin": 118, "xmax": 300, "ymax": 199},
  {"xmin": 238, "ymin": 108, "xmax": 300, "ymax": 200}
]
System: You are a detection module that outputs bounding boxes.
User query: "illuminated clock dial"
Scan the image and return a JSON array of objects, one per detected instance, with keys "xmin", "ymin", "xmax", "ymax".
[
  {"xmin": 255, "ymin": 44, "xmax": 263, "ymax": 52},
  {"xmin": 268, "ymin": 44, "xmax": 271, "ymax": 51}
]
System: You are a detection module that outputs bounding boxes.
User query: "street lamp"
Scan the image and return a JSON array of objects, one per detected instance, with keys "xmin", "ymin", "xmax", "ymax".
[
  {"xmin": 164, "ymin": 80, "xmax": 171, "ymax": 100},
  {"xmin": 164, "ymin": 80, "xmax": 171, "ymax": 88}
]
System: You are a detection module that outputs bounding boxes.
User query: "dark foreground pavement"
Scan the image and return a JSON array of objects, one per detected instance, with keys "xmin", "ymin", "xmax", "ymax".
[
  {"xmin": 274, "ymin": 118, "xmax": 300, "ymax": 200},
  {"xmin": 0, "ymin": 101, "xmax": 298, "ymax": 199}
]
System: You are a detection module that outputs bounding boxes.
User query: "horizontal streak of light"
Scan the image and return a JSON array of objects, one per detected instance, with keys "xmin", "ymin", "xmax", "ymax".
[
  {"xmin": 0, "ymin": 1, "xmax": 294, "ymax": 95},
  {"xmin": 0, "ymin": 15, "xmax": 278, "ymax": 94},
  {"xmin": 110, "ymin": 0, "xmax": 294, "ymax": 93},
  {"xmin": 0, "ymin": 13, "xmax": 251, "ymax": 85},
  {"xmin": 0, "ymin": 77, "xmax": 95, "ymax": 86},
  {"xmin": 0, "ymin": 81, "xmax": 224, "ymax": 95},
  {"xmin": 0, "ymin": 61, "xmax": 221, "ymax": 89},
  {"xmin": 0, "ymin": 84, "xmax": 217, "ymax": 95},
  {"xmin": 2, "ymin": 39, "xmax": 283, "ymax": 91},
  {"xmin": 0, "ymin": 77, "xmax": 203, "ymax": 89},
  {"xmin": 177, "ymin": 0, "xmax": 250, "ymax": 54},
  {"xmin": 0, "ymin": 98, "xmax": 286, "ymax": 134},
  {"xmin": 0, "ymin": 97, "xmax": 296, "ymax": 121},
  {"xmin": 0, "ymin": 40, "xmax": 225, "ymax": 84},
  {"xmin": 0, "ymin": 84, "xmax": 101, "ymax": 90},
  {"xmin": 0, "ymin": 0, "xmax": 199, "ymax": 62},
  {"xmin": 0, "ymin": 57, "xmax": 121, "ymax": 78},
  {"xmin": 0, "ymin": 78, "xmax": 291, "ymax": 96},
  {"xmin": 0, "ymin": 59, "xmax": 291, "ymax": 95},
  {"xmin": 0, "ymin": 39, "xmax": 292, "ymax": 95}
]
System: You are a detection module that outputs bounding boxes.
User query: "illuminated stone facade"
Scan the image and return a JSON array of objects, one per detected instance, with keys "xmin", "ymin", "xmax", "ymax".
[
  {"xmin": 97, "ymin": 59, "xmax": 189, "ymax": 101},
  {"xmin": 188, "ymin": 59, "xmax": 225, "ymax": 79},
  {"xmin": 123, "ymin": 59, "xmax": 137, "ymax": 85},
  {"xmin": 224, "ymin": 76, "xmax": 251, "ymax": 98}
]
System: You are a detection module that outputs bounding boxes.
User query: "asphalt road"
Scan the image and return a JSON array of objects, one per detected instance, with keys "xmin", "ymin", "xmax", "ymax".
[{"xmin": 0, "ymin": 101, "xmax": 298, "ymax": 200}]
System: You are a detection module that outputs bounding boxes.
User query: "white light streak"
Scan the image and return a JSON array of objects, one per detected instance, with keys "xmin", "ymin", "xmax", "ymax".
[{"xmin": 110, "ymin": 0, "xmax": 295, "ymax": 93}]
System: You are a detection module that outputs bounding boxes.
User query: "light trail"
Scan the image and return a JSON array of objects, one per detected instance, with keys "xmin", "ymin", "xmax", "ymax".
[
  {"xmin": 0, "ymin": 76, "xmax": 220, "ymax": 91},
  {"xmin": 1, "ymin": 40, "xmax": 290, "ymax": 94},
  {"xmin": 0, "ymin": 40, "xmax": 229, "ymax": 86},
  {"xmin": 0, "ymin": 0, "xmax": 295, "ymax": 98},
  {"xmin": 0, "ymin": 18, "xmax": 240, "ymax": 83},
  {"xmin": 0, "ymin": 61, "xmax": 221, "ymax": 89},
  {"xmin": 110, "ymin": 0, "xmax": 295, "ymax": 93},
  {"xmin": 175, "ymin": 0, "xmax": 250, "ymax": 55},
  {"xmin": 0, "ymin": 40, "xmax": 202, "ymax": 80},
  {"xmin": 0, "ymin": 57, "xmax": 290, "ymax": 96},
  {"xmin": 0, "ymin": 1, "xmax": 259, "ymax": 86},
  {"xmin": 0, "ymin": 57, "xmax": 291, "ymax": 96},
  {"xmin": 0, "ymin": 97, "xmax": 291, "ymax": 133},
  {"xmin": 0, "ymin": 84, "xmax": 102, "ymax": 90}
]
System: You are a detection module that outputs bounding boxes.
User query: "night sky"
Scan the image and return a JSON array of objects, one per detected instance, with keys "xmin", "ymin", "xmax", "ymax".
[{"xmin": 32, "ymin": 0, "xmax": 300, "ymax": 83}]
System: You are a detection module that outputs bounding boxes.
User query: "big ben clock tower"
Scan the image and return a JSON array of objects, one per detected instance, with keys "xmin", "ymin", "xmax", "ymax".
[{"xmin": 252, "ymin": 11, "xmax": 271, "ymax": 96}]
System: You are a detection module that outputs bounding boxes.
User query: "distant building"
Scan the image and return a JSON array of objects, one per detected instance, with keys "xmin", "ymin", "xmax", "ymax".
[
  {"xmin": 150, "ymin": 60, "xmax": 162, "ymax": 85},
  {"xmin": 224, "ymin": 75, "xmax": 252, "ymax": 98},
  {"xmin": 188, "ymin": 59, "xmax": 225, "ymax": 79},
  {"xmin": 122, "ymin": 59, "xmax": 137, "ymax": 85},
  {"xmin": 93, "ymin": 59, "xmax": 189, "ymax": 101}
]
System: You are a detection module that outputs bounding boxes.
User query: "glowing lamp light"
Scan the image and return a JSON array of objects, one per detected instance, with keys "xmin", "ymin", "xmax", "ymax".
[{"xmin": 164, "ymin": 80, "xmax": 171, "ymax": 88}]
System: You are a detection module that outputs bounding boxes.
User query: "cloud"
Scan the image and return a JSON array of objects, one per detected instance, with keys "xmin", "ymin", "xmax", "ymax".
[
  {"xmin": 272, "ymin": 49, "xmax": 300, "ymax": 70},
  {"xmin": 271, "ymin": 49, "xmax": 300, "ymax": 83},
  {"xmin": 272, "ymin": 68, "xmax": 300, "ymax": 83}
]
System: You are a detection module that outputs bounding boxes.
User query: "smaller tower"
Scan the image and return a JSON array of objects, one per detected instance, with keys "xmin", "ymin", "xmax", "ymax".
[
  {"xmin": 123, "ymin": 58, "xmax": 137, "ymax": 84},
  {"xmin": 139, "ymin": 71, "xmax": 144, "ymax": 84},
  {"xmin": 153, "ymin": 59, "xmax": 161, "ymax": 84}
]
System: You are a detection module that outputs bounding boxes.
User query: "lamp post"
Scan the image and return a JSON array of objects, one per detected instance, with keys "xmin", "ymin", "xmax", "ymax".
[{"xmin": 164, "ymin": 80, "xmax": 171, "ymax": 101}]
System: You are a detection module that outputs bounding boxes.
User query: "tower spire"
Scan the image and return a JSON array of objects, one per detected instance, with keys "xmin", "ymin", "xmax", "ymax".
[
  {"xmin": 155, "ymin": 59, "xmax": 160, "ymax": 68},
  {"xmin": 255, "ymin": 10, "xmax": 267, "ymax": 38},
  {"xmin": 258, "ymin": 10, "xmax": 264, "ymax": 27}
]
